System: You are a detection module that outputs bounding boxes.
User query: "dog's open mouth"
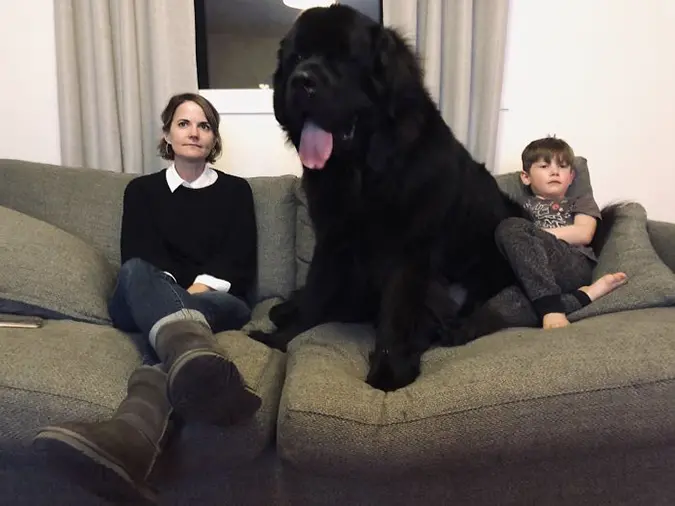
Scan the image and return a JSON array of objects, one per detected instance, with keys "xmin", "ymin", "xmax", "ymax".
[
  {"xmin": 299, "ymin": 119, "xmax": 356, "ymax": 170},
  {"xmin": 299, "ymin": 120, "xmax": 333, "ymax": 170}
]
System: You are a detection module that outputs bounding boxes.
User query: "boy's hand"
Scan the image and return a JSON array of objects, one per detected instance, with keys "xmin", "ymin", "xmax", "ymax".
[{"xmin": 544, "ymin": 214, "xmax": 597, "ymax": 246}]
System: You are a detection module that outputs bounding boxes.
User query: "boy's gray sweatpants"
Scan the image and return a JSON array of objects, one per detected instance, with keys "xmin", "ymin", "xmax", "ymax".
[{"xmin": 495, "ymin": 217, "xmax": 594, "ymax": 319}]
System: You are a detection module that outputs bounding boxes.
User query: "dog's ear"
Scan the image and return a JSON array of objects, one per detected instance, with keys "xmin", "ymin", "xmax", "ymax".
[
  {"xmin": 366, "ymin": 26, "xmax": 426, "ymax": 172},
  {"xmin": 272, "ymin": 38, "xmax": 290, "ymax": 131},
  {"xmin": 369, "ymin": 26, "xmax": 423, "ymax": 119}
]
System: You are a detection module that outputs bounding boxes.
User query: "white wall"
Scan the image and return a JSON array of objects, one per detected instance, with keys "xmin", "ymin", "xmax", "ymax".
[
  {"xmin": 0, "ymin": 0, "xmax": 61, "ymax": 165},
  {"xmin": 218, "ymin": 113, "xmax": 303, "ymax": 177},
  {"xmin": 496, "ymin": 0, "xmax": 675, "ymax": 222}
]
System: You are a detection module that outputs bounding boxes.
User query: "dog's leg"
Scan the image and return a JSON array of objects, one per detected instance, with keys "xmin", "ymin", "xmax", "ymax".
[
  {"xmin": 366, "ymin": 260, "xmax": 435, "ymax": 391},
  {"xmin": 299, "ymin": 237, "xmax": 369, "ymax": 322},
  {"xmin": 248, "ymin": 239, "xmax": 367, "ymax": 351},
  {"xmin": 268, "ymin": 294, "xmax": 301, "ymax": 330}
]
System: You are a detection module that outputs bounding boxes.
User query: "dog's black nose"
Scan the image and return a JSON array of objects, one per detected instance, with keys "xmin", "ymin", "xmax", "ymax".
[{"xmin": 291, "ymin": 71, "xmax": 317, "ymax": 95}]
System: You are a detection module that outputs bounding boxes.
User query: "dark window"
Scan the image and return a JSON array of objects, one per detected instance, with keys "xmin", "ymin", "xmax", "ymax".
[{"xmin": 195, "ymin": 0, "xmax": 382, "ymax": 89}]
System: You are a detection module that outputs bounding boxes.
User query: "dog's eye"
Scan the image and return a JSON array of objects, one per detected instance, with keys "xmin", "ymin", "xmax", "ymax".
[{"xmin": 291, "ymin": 53, "xmax": 308, "ymax": 64}]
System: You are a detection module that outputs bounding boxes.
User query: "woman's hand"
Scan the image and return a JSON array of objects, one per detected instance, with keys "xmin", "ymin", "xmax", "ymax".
[{"xmin": 187, "ymin": 283, "xmax": 212, "ymax": 294}]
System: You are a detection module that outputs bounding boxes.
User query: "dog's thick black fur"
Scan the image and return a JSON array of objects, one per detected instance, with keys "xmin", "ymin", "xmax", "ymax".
[{"xmin": 248, "ymin": 5, "xmax": 526, "ymax": 391}]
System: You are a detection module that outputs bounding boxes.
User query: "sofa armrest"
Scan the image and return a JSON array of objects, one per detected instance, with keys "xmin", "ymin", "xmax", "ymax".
[{"xmin": 648, "ymin": 220, "xmax": 675, "ymax": 272}]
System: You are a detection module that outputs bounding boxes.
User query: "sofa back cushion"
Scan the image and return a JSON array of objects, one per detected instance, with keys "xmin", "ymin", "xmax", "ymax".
[
  {"xmin": 247, "ymin": 176, "xmax": 297, "ymax": 302},
  {"xmin": 0, "ymin": 160, "xmax": 298, "ymax": 305},
  {"xmin": 0, "ymin": 159, "xmax": 133, "ymax": 267},
  {"xmin": 0, "ymin": 205, "xmax": 117, "ymax": 324}
]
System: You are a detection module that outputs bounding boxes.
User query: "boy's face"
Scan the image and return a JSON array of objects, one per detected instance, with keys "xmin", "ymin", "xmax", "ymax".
[{"xmin": 521, "ymin": 157, "xmax": 575, "ymax": 200}]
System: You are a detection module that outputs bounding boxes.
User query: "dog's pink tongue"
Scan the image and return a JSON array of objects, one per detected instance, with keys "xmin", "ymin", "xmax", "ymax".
[{"xmin": 299, "ymin": 121, "xmax": 333, "ymax": 170}]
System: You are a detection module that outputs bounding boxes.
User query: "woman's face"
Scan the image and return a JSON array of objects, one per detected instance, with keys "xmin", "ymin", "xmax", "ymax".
[{"xmin": 164, "ymin": 100, "xmax": 216, "ymax": 162}]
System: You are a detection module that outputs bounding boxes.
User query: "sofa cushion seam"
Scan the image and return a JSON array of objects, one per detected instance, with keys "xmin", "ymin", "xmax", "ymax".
[
  {"xmin": 284, "ymin": 376, "xmax": 675, "ymax": 426},
  {"xmin": 1, "ymin": 384, "xmax": 116, "ymax": 412},
  {"xmin": 251, "ymin": 347, "xmax": 275, "ymax": 392}
]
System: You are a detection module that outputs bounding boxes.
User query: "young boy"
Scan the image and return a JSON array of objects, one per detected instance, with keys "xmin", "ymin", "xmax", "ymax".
[{"xmin": 495, "ymin": 136, "xmax": 627, "ymax": 329}]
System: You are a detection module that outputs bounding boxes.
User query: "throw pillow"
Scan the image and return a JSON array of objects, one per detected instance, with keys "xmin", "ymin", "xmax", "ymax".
[
  {"xmin": 569, "ymin": 202, "xmax": 675, "ymax": 321},
  {"xmin": 0, "ymin": 205, "xmax": 116, "ymax": 324}
]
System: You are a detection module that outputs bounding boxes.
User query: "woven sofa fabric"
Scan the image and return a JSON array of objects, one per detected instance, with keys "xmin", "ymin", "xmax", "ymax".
[
  {"xmin": 0, "ymin": 321, "xmax": 141, "ymax": 448},
  {"xmin": 569, "ymin": 202, "xmax": 675, "ymax": 321},
  {"xmin": 277, "ymin": 309, "xmax": 675, "ymax": 476},
  {"xmin": 0, "ymin": 159, "xmax": 133, "ymax": 266},
  {"xmin": 247, "ymin": 176, "xmax": 297, "ymax": 303},
  {"xmin": 0, "ymin": 205, "xmax": 117, "ymax": 324},
  {"xmin": 647, "ymin": 220, "xmax": 675, "ymax": 273}
]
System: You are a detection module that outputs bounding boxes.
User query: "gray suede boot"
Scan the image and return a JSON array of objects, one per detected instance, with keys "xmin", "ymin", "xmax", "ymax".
[
  {"xmin": 154, "ymin": 320, "xmax": 261, "ymax": 426},
  {"xmin": 33, "ymin": 365, "xmax": 172, "ymax": 504}
]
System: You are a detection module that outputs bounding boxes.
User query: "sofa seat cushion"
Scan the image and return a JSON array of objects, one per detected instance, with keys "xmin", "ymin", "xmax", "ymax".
[
  {"xmin": 277, "ymin": 308, "xmax": 675, "ymax": 477},
  {"xmin": 1, "ymin": 315, "xmax": 285, "ymax": 466},
  {"xmin": 0, "ymin": 205, "xmax": 117, "ymax": 324},
  {"xmin": 0, "ymin": 321, "xmax": 141, "ymax": 449}
]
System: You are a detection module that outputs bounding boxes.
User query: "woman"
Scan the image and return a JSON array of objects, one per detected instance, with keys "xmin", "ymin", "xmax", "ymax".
[{"xmin": 34, "ymin": 93, "xmax": 259, "ymax": 503}]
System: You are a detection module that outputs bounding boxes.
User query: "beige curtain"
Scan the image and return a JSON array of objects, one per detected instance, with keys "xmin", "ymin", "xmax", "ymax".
[
  {"xmin": 54, "ymin": 0, "xmax": 199, "ymax": 173},
  {"xmin": 384, "ymin": 0, "xmax": 509, "ymax": 170}
]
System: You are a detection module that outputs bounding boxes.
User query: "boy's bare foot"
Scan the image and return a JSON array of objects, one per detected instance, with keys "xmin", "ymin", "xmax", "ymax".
[
  {"xmin": 543, "ymin": 312, "xmax": 570, "ymax": 329},
  {"xmin": 580, "ymin": 272, "xmax": 628, "ymax": 302}
]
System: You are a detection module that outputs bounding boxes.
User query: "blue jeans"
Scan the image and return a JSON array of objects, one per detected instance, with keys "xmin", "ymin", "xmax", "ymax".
[{"xmin": 108, "ymin": 258, "xmax": 251, "ymax": 365}]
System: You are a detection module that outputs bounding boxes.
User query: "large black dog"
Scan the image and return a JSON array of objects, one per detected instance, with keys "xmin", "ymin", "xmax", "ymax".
[{"xmin": 249, "ymin": 5, "xmax": 525, "ymax": 391}]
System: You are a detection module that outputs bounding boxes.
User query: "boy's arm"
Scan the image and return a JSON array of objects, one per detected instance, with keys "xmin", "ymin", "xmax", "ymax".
[{"xmin": 544, "ymin": 214, "xmax": 597, "ymax": 245}]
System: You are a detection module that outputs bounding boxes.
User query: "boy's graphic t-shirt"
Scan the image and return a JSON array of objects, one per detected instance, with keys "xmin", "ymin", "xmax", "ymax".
[{"xmin": 518, "ymin": 193, "xmax": 601, "ymax": 261}]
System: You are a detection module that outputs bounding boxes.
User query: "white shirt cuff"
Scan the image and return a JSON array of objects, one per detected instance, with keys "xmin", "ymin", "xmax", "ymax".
[
  {"xmin": 162, "ymin": 271, "xmax": 177, "ymax": 283},
  {"xmin": 194, "ymin": 274, "xmax": 231, "ymax": 292}
]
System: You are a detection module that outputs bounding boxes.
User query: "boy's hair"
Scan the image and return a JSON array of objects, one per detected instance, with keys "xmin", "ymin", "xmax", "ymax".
[{"xmin": 521, "ymin": 136, "xmax": 575, "ymax": 172}]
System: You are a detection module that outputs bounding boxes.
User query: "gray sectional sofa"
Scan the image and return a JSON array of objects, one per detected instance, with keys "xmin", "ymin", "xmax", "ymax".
[{"xmin": 1, "ymin": 157, "xmax": 675, "ymax": 505}]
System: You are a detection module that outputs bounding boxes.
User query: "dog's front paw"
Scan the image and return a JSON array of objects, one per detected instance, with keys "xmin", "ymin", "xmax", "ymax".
[
  {"xmin": 366, "ymin": 347, "xmax": 420, "ymax": 392},
  {"xmin": 247, "ymin": 330, "xmax": 289, "ymax": 352}
]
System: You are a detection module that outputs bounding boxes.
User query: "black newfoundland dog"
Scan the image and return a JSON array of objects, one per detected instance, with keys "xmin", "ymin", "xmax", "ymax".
[{"xmin": 249, "ymin": 5, "xmax": 526, "ymax": 391}]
